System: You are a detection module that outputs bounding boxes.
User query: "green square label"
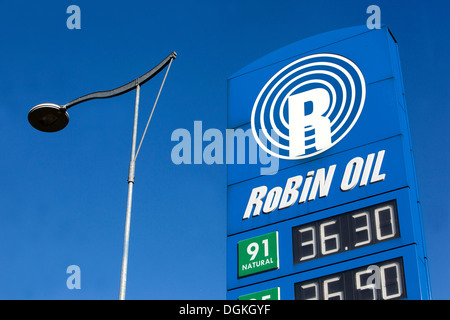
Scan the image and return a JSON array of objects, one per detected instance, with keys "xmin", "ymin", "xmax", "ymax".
[
  {"xmin": 238, "ymin": 287, "xmax": 280, "ymax": 300},
  {"xmin": 238, "ymin": 231, "xmax": 279, "ymax": 277}
]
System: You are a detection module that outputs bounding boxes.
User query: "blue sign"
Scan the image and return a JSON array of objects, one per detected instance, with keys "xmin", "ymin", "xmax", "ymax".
[{"xmin": 227, "ymin": 25, "xmax": 431, "ymax": 300}]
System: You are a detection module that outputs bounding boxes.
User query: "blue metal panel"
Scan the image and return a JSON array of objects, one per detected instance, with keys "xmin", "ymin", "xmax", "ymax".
[
  {"xmin": 227, "ymin": 78, "xmax": 407, "ymax": 185},
  {"xmin": 228, "ymin": 136, "xmax": 410, "ymax": 235},
  {"xmin": 227, "ymin": 188, "xmax": 422, "ymax": 289},
  {"xmin": 228, "ymin": 26, "xmax": 396, "ymax": 129},
  {"xmin": 227, "ymin": 245, "xmax": 431, "ymax": 300}
]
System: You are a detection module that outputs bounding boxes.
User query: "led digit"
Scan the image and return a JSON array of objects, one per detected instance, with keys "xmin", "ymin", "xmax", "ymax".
[
  {"xmin": 380, "ymin": 262, "xmax": 402, "ymax": 300},
  {"xmin": 374, "ymin": 205, "xmax": 396, "ymax": 241},
  {"xmin": 355, "ymin": 268, "xmax": 377, "ymax": 300},
  {"xmin": 323, "ymin": 276, "xmax": 344, "ymax": 300},
  {"xmin": 352, "ymin": 211, "xmax": 372, "ymax": 247},
  {"xmin": 300, "ymin": 282, "xmax": 319, "ymax": 300},
  {"xmin": 320, "ymin": 220, "xmax": 340, "ymax": 255},
  {"xmin": 298, "ymin": 226, "xmax": 316, "ymax": 261}
]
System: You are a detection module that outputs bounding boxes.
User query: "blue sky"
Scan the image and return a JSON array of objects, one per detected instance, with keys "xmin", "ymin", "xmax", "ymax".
[{"xmin": 0, "ymin": 0, "xmax": 448, "ymax": 299}]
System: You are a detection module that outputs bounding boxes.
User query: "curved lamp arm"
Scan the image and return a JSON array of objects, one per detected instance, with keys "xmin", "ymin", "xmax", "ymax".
[
  {"xmin": 65, "ymin": 51, "xmax": 177, "ymax": 109},
  {"xmin": 28, "ymin": 51, "xmax": 177, "ymax": 133}
]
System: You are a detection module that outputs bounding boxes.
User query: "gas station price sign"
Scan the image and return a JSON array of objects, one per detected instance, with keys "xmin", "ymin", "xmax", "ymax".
[
  {"xmin": 226, "ymin": 25, "xmax": 431, "ymax": 300},
  {"xmin": 292, "ymin": 200, "xmax": 399, "ymax": 263}
]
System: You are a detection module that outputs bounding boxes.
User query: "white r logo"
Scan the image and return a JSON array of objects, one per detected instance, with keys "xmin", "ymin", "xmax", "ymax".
[
  {"xmin": 288, "ymin": 88, "xmax": 331, "ymax": 157},
  {"xmin": 251, "ymin": 53, "xmax": 366, "ymax": 160}
]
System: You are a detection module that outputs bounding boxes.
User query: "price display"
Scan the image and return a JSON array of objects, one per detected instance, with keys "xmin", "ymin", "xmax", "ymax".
[
  {"xmin": 292, "ymin": 200, "xmax": 399, "ymax": 264},
  {"xmin": 294, "ymin": 258, "xmax": 406, "ymax": 300}
]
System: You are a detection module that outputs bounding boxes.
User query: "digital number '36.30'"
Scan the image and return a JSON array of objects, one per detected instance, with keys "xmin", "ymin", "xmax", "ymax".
[{"xmin": 292, "ymin": 201, "xmax": 399, "ymax": 263}]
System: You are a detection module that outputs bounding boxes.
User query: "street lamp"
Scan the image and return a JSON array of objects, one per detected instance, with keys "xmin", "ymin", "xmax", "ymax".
[{"xmin": 28, "ymin": 51, "xmax": 177, "ymax": 300}]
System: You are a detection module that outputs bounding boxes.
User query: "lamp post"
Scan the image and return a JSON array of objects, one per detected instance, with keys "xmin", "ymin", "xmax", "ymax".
[{"xmin": 28, "ymin": 51, "xmax": 177, "ymax": 300}]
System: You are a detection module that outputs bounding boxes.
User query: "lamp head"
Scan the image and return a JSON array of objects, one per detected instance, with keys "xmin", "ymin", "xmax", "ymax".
[{"xmin": 28, "ymin": 103, "xmax": 69, "ymax": 132}]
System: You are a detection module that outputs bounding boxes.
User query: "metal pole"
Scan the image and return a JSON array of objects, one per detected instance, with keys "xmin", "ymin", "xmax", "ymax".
[{"xmin": 119, "ymin": 84, "xmax": 140, "ymax": 300}]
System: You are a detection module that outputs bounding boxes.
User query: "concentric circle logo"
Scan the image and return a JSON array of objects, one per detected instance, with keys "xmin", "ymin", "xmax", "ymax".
[{"xmin": 251, "ymin": 53, "xmax": 366, "ymax": 160}]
